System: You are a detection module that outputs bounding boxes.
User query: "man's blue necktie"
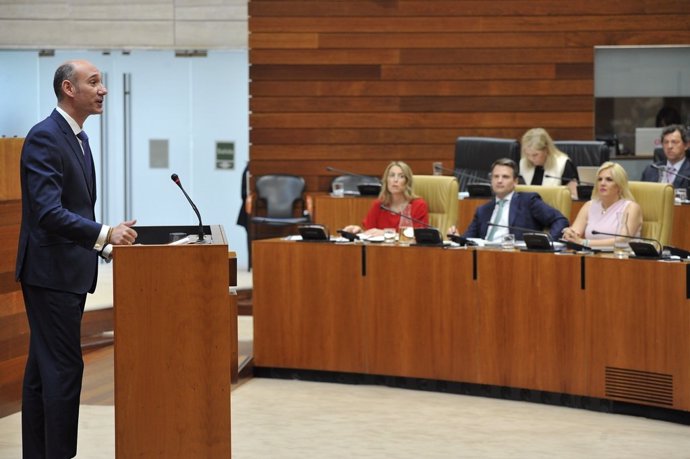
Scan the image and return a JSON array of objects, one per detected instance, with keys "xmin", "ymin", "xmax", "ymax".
[{"xmin": 76, "ymin": 130, "xmax": 94, "ymax": 190}]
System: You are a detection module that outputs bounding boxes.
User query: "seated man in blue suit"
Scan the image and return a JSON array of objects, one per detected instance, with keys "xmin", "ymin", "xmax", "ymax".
[
  {"xmin": 640, "ymin": 125, "xmax": 690, "ymax": 189},
  {"xmin": 450, "ymin": 158, "xmax": 569, "ymax": 241}
]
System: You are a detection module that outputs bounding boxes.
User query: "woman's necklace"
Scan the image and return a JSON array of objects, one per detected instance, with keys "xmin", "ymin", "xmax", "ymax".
[
  {"xmin": 600, "ymin": 199, "xmax": 617, "ymax": 215},
  {"xmin": 391, "ymin": 200, "xmax": 409, "ymax": 213}
]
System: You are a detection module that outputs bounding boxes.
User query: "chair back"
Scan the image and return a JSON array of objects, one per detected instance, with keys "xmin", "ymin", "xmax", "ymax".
[
  {"xmin": 628, "ymin": 181, "xmax": 675, "ymax": 245},
  {"xmin": 515, "ymin": 185, "xmax": 572, "ymax": 220},
  {"xmin": 331, "ymin": 174, "xmax": 379, "ymax": 193},
  {"xmin": 553, "ymin": 141, "xmax": 610, "ymax": 167},
  {"xmin": 413, "ymin": 175, "xmax": 459, "ymax": 234},
  {"xmin": 454, "ymin": 137, "xmax": 520, "ymax": 192},
  {"xmin": 255, "ymin": 174, "xmax": 306, "ymax": 218}
]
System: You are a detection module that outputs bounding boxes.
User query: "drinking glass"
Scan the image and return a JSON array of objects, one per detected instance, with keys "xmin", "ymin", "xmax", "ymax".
[
  {"xmin": 613, "ymin": 212, "xmax": 629, "ymax": 258},
  {"xmin": 675, "ymin": 187, "xmax": 687, "ymax": 204},
  {"xmin": 383, "ymin": 228, "xmax": 397, "ymax": 243},
  {"xmin": 332, "ymin": 182, "xmax": 345, "ymax": 197}
]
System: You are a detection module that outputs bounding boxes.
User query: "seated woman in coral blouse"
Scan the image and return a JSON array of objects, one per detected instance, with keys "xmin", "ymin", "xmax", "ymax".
[
  {"xmin": 343, "ymin": 161, "xmax": 429, "ymax": 236},
  {"xmin": 562, "ymin": 162, "xmax": 642, "ymax": 248}
]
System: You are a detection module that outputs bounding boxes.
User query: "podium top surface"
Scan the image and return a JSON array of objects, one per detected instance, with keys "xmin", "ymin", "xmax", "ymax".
[{"xmin": 129, "ymin": 224, "xmax": 227, "ymax": 246}]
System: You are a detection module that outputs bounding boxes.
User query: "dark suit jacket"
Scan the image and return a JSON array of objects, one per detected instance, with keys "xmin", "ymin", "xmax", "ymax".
[
  {"xmin": 15, "ymin": 109, "xmax": 101, "ymax": 294},
  {"xmin": 462, "ymin": 191, "xmax": 569, "ymax": 240},
  {"xmin": 640, "ymin": 160, "xmax": 690, "ymax": 189}
]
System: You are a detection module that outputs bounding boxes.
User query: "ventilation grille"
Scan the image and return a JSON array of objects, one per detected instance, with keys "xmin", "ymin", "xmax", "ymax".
[{"xmin": 605, "ymin": 367, "xmax": 673, "ymax": 407}]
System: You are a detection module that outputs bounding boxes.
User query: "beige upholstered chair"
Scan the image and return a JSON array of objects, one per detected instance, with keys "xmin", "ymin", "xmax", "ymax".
[
  {"xmin": 628, "ymin": 181, "xmax": 675, "ymax": 246},
  {"xmin": 412, "ymin": 175, "xmax": 459, "ymax": 235},
  {"xmin": 515, "ymin": 185, "xmax": 572, "ymax": 220}
]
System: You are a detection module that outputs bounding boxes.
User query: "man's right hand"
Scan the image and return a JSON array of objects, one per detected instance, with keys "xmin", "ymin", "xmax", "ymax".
[{"xmin": 110, "ymin": 219, "xmax": 138, "ymax": 245}]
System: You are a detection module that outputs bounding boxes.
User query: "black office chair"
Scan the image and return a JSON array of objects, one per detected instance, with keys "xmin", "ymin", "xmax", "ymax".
[
  {"xmin": 246, "ymin": 174, "xmax": 310, "ymax": 270},
  {"xmin": 454, "ymin": 137, "xmax": 520, "ymax": 193},
  {"xmin": 331, "ymin": 174, "xmax": 381, "ymax": 195},
  {"xmin": 553, "ymin": 141, "xmax": 610, "ymax": 167}
]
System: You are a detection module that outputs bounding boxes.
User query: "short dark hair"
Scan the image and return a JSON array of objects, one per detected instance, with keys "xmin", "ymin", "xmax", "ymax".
[
  {"xmin": 490, "ymin": 158, "xmax": 519, "ymax": 178},
  {"xmin": 661, "ymin": 124, "xmax": 688, "ymax": 144},
  {"xmin": 53, "ymin": 63, "xmax": 76, "ymax": 101}
]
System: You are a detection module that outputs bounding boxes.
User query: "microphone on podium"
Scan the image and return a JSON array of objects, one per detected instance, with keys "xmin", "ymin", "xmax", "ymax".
[{"xmin": 170, "ymin": 173, "xmax": 207, "ymax": 243}]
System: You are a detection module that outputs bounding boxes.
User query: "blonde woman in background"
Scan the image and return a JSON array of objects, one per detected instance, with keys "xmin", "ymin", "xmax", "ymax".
[
  {"xmin": 520, "ymin": 128, "xmax": 579, "ymax": 198},
  {"xmin": 562, "ymin": 162, "xmax": 642, "ymax": 248},
  {"xmin": 343, "ymin": 161, "xmax": 428, "ymax": 236}
]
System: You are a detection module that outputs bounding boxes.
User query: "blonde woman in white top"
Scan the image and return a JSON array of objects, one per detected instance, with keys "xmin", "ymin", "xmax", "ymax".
[{"xmin": 520, "ymin": 128, "xmax": 579, "ymax": 198}]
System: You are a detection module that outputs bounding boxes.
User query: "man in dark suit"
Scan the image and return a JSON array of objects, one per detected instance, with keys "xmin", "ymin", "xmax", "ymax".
[
  {"xmin": 16, "ymin": 60, "xmax": 138, "ymax": 459},
  {"xmin": 640, "ymin": 125, "xmax": 690, "ymax": 189},
  {"xmin": 453, "ymin": 158, "xmax": 569, "ymax": 241}
]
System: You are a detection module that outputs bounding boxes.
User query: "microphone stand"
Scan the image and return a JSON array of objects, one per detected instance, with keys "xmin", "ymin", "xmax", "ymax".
[
  {"xmin": 325, "ymin": 166, "xmax": 381, "ymax": 183},
  {"xmin": 171, "ymin": 173, "xmax": 207, "ymax": 244},
  {"xmin": 436, "ymin": 165, "xmax": 492, "ymax": 184},
  {"xmin": 590, "ymin": 230, "xmax": 662, "ymax": 257},
  {"xmin": 651, "ymin": 164, "xmax": 690, "ymax": 185},
  {"xmin": 487, "ymin": 222, "xmax": 554, "ymax": 249},
  {"xmin": 380, "ymin": 205, "xmax": 443, "ymax": 245},
  {"xmin": 543, "ymin": 174, "xmax": 592, "ymax": 186},
  {"xmin": 379, "ymin": 205, "xmax": 437, "ymax": 229}
]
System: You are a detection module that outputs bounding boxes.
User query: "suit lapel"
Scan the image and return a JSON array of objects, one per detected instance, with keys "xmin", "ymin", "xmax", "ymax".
[
  {"xmin": 508, "ymin": 193, "xmax": 519, "ymax": 226},
  {"xmin": 481, "ymin": 200, "xmax": 496, "ymax": 237},
  {"xmin": 51, "ymin": 110, "xmax": 95, "ymax": 203}
]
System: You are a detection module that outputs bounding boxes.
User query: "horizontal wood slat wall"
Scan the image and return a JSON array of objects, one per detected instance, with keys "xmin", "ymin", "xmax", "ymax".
[{"xmin": 249, "ymin": 0, "xmax": 690, "ymax": 192}]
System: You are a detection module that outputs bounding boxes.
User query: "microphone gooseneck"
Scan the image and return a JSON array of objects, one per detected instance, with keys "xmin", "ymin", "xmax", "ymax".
[
  {"xmin": 487, "ymin": 222, "xmax": 553, "ymax": 247},
  {"xmin": 432, "ymin": 164, "xmax": 492, "ymax": 184},
  {"xmin": 543, "ymin": 173, "xmax": 590, "ymax": 186},
  {"xmin": 651, "ymin": 163, "xmax": 690, "ymax": 183},
  {"xmin": 170, "ymin": 173, "xmax": 206, "ymax": 243},
  {"xmin": 325, "ymin": 166, "xmax": 381, "ymax": 183},
  {"xmin": 379, "ymin": 205, "xmax": 436, "ymax": 230},
  {"xmin": 590, "ymin": 230, "xmax": 662, "ymax": 252}
]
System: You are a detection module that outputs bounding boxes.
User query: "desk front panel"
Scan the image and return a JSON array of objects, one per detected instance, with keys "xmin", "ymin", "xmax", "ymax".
[
  {"xmin": 253, "ymin": 240, "xmax": 690, "ymax": 411},
  {"xmin": 475, "ymin": 250, "xmax": 587, "ymax": 395},
  {"xmin": 584, "ymin": 257, "xmax": 690, "ymax": 411},
  {"xmin": 363, "ymin": 245, "xmax": 476, "ymax": 382},
  {"xmin": 253, "ymin": 240, "xmax": 367, "ymax": 373}
]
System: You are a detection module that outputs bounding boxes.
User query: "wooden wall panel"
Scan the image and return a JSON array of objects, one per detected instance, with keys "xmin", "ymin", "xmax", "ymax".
[{"xmin": 249, "ymin": 0, "xmax": 690, "ymax": 193}]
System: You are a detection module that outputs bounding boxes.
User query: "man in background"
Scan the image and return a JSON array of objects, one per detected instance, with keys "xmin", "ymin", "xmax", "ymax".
[{"xmin": 641, "ymin": 124, "xmax": 690, "ymax": 189}]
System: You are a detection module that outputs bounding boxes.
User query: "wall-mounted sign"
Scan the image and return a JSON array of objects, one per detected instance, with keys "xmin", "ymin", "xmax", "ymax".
[{"xmin": 216, "ymin": 141, "xmax": 235, "ymax": 170}]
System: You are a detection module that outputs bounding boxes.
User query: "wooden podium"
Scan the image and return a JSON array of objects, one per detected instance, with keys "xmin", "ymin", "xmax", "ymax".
[{"xmin": 113, "ymin": 225, "xmax": 234, "ymax": 458}]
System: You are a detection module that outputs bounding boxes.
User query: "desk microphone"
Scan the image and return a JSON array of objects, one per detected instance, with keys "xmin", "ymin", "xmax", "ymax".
[
  {"xmin": 433, "ymin": 164, "xmax": 492, "ymax": 184},
  {"xmin": 590, "ymin": 230, "xmax": 662, "ymax": 257},
  {"xmin": 487, "ymin": 222, "xmax": 553, "ymax": 248},
  {"xmin": 379, "ymin": 205, "xmax": 436, "ymax": 229},
  {"xmin": 651, "ymin": 164, "xmax": 690, "ymax": 183},
  {"xmin": 325, "ymin": 166, "xmax": 381, "ymax": 182},
  {"xmin": 170, "ymin": 173, "xmax": 206, "ymax": 243},
  {"xmin": 544, "ymin": 174, "xmax": 593, "ymax": 186}
]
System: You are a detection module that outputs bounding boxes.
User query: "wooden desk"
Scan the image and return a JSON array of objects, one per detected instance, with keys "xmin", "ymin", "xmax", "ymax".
[
  {"xmin": 311, "ymin": 194, "xmax": 690, "ymax": 248},
  {"xmin": 253, "ymin": 240, "xmax": 690, "ymax": 412}
]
